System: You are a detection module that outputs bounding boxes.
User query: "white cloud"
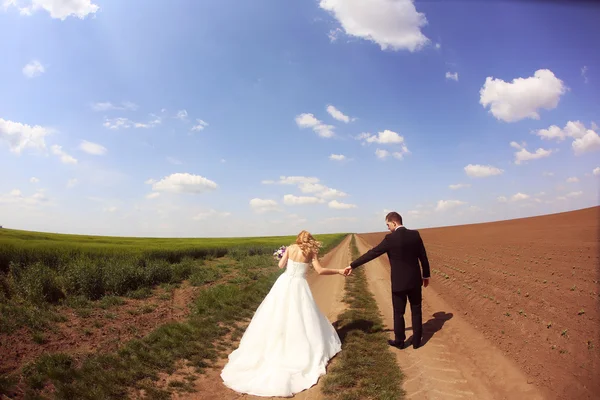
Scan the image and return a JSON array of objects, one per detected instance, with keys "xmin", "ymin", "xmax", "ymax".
[
  {"xmin": 358, "ymin": 131, "xmax": 410, "ymax": 159},
  {"xmin": 13, "ymin": 0, "xmax": 99, "ymax": 20},
  {"xmin": 435, "ymin": 200, "xmax": 466, "ymax": 212},
  {"xmin": 326, "ymin": 105, "xmax": 354, "ymax": 123},
  {"xmin": 264, "ymin": 176, "xmax": 320, "ymax": 185},
  {"xmin": 535, "ymin": 120, "xmax": 587, "ymax": 141},
  {"xmin": 543, "ymin": 171, "xmax": 554, "ymax": 177},
  {"xmin": 566, "ymin": 177, "xmax": 579, "ymax": 183},
  {"xmin": 567, "ymin": 191, "xmax": 582, "ymax": 197},
  {"xmin": 133, "ymin": 114, "xmax": 162, "ymax": 129},
  {"xmin": 297, "ymin": 183, "xmax": 348, "ymax": 199},
  {"xmin": 103, "ymin": 115, "xmax": 161, "ymax": 130},
  {"xmin": 315, "ymin": 187, "xmax": 348, "ymax": 199},
  {"xmin": 359, "ymin": 129, "xmax": 405, "ymax": 144},
  {"xmin": 392, "ymin": 148, "xmax": 409, "ymax": 159},
  {"xmin": 192, "ymin": 209, "xmax": 231, "ymax": 220},
  {"xmin": 22, "ymin": 60, "xmax": 45, "ymax": 78},
  {"xmin": 511, "ymin": 192, "xmax": 529, "ymax": 201},
  {"xmin": 191, "ymin": 119, "xmax": 209, "ymax": 131},
  {"xmin": 30, "ymin": 177, "xmax": 39, "ymax": 183},
  {"xmin": 283, "ymin": 194, "xmax": 325, "ymax": 205},
  {"xmin": 0, "ymin": 188, "xmax": 49, "ymax": 207},
  {"xmin": 66, "ymin": 178, "xmax": 78, "ymax": 188},
  {"xmin": 328, "ymin": 200, "xmax": 357, "ymax": 209},
  {"xmin": 497, "ymin": 196, "xmax": 508, "ymax": 203},
  {"xmin": 445, "ymin": 72, "xmax": 458, "ymax": 81},
  {"xmin": 375, "ymin": 148, "xmax": 389, "ymax": 159},
  {"xmin": 91, "ymin": 101, "xmax": 138, "ymax": 112},
  {"xmin": 103, "ymin": 117, "xmax": 132, "ymax": 130},
  {"xmin": 406, "ymin": 209, "xmax": 431, "ymax": 219},
  {"xmin": 295, "ymin": 113, "xmax": 335, "ymax": 138},
  {"xmin": 328, "ymin": 28, "xmax": 342, "ymax": 42},
  {"xmin": 479, "ymin": 69, "xmax": 567, "ymax": 123},
  {"xmin": 572, "ymin": 130, "xmax": 600, "ymax": 155},
  {"xmin": 513, "ymin": 146, "xmax": 553, "ymax": 165},
  {"xmin": 146, "ymin": 192, "xmax": 160, "ymax": 199},
  {"xmin": 148, "ymin": 173, "xmax": 218, "ymax": 194},
  {"xmin": 449, "ymin": 183, "xmax": 470, "ymax": 190},
  {"xmin": 464, "ymin": 164, "xmax": 504, "ymax": 178},
  {"xmin": 0, "ymin": 117, "xmax": 52, "ymax": 154},
  {"xmin": 593, "ymin": 167, "xmax": 600, "ymax": 176},
  {"xmin": 329, "ymin": 154, "xmax": 346, "ymax": 161},
  {"xmin": 79, "ymin": 140, "xmax": 106, "ymax": 155},
  {"xmin": 51, "ymin": 144, "xmax": 77, "ymax": 164},
  {"xmin": 319, "ymin": 0, "xmax": 430, "ymax": 52},
  {"xmin": 176, "ymin": 110, "xmax": 188, "ymax": 120},
  {"xmin": 262, "ymin": 176, "xmax": 348, "ymax": 199},
  {"xmin": 582, "ymin": 66, "xmax": 588, "ymax": 84},
  {"xmin": 249, "ymin": 198, "xmax": 279, "ymax": 214},
  {"xmin": 534, "ymin": 121, "xmax": 600, "ymax": 155}
]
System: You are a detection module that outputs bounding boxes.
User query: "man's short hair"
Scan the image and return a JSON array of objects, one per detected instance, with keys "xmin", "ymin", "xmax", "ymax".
[{"xmin": 385, "ymin": 211, "xmax": 402, "ymax": 225}]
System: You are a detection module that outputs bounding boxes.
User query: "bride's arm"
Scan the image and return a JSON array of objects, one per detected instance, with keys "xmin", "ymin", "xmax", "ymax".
[
  {"xmin": 278, "ymin": 247, "xmax": 289, "ymax": 269},
  {"xmin": 312, "ymin": 253, "xmax": 345, "ymax": 276}
]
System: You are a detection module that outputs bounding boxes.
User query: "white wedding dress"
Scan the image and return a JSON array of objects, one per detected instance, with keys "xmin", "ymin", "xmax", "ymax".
[{"xmin": 220, "ymin": 258, "xmax": 342, "ymax": 397}]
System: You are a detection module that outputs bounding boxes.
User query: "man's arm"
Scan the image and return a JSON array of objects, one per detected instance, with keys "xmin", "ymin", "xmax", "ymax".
[
  {"xmin": 350, "ymin": 235, "xmax": 390, "ymax": 269},
  {"xmin": 416, "ymin": 232, "xmax": 431, "ymax": 282}
]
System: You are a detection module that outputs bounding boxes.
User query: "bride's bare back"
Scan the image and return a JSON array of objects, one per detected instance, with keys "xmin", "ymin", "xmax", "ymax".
[{"xmin": 286, "ymin": 244, "xmax": 313, "ymax": 264}]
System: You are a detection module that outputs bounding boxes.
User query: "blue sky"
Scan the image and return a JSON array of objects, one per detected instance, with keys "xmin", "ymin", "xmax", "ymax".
[{"xmin": 0, "ymin": 0, "xmax": 599, "ymax": 237}]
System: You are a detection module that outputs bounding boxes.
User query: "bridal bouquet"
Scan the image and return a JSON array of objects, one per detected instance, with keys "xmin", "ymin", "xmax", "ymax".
[{"xmin": 273, "ymin": 245, "xmax": 287, "ymax": 260}]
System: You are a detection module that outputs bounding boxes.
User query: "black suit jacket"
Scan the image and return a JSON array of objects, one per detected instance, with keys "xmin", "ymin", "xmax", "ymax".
[{"xmin": 351, "ymin": 227, "xmax": 431, "ymax": 292}]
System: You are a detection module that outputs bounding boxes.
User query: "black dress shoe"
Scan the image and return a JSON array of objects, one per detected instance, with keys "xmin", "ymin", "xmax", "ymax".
[{"xmin": 388, "ymin": 339, "xmax": 405, "ymax": 349}]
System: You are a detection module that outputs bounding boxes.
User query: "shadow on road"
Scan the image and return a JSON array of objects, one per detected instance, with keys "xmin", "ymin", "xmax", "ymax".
[
  {"xmin": 421, "ymin": 311, "xmax": 453, "ymax": 345},
  {"xmin": 383, "ymin": 311, "xmax": 454, "ymax": 347}
]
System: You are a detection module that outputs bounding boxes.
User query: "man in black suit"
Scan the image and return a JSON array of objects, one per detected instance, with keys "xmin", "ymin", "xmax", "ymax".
[{"xmin": 343, "ymin": 211, "xmax": 431, "ymax": 349}]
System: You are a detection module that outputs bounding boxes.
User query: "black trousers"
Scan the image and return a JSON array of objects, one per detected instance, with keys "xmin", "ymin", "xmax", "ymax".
[{"xmin": 391, "ymin": 285, "xmax": 423, "ymax": 346}]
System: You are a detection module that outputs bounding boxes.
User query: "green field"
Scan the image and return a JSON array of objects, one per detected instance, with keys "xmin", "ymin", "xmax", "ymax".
[
  {"xmin": 0, "ymin": 229, "xmax": 349, "ymax": 399},
  {"xmin": 0, "ymin": 228, "xmax": 348, "ymax": 333},
  {"xmin": 0, "ymin": 228, "xmax": 344, "ymax": 271}
]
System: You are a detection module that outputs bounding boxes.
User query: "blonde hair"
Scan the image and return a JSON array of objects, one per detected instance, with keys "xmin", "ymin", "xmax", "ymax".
[{"xmin": 295, "ymin": 230, "xmax": 322, "ymax": 258}]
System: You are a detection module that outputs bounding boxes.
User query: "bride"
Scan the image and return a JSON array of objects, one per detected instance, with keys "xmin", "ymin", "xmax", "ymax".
[{"xmin": 220, "ymin": 230, "xmax": 346, "ymax": 397}]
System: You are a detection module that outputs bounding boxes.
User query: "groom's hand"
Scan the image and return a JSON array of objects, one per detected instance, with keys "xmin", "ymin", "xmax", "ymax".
[{"xmin": 343, "ymin": 266, "xmax": 352, "ymax": 276}]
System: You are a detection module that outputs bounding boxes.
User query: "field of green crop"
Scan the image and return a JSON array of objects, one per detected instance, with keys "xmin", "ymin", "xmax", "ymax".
[
  {"xmin": 0, "ymin": 229, "xmax": 349, "ymax": 399},
  {"xmin": 0, "ymin": 228, "xmax": 348, "ymax": 332},
  {"xmin": 0, "ymin": 228, "xmax": 334, "ymax": 271}
]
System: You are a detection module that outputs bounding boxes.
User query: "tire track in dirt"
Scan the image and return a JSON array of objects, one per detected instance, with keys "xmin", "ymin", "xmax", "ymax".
[
  {"xmin": 170, "ymin": 235, "xmax": 352, "ymax": 400},
  {"xmin": 354, "ymin": 234, "xmax": 546, "ymax": 400}
]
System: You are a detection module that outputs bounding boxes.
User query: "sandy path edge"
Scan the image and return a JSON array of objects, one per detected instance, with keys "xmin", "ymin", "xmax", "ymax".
[
  {"xmin": 354, "ymin": 234, "xmax": 547, "ymax": 400},
  {"xmin": 169, "ymin": 234, "xmax": 352, "ymax": 400}
]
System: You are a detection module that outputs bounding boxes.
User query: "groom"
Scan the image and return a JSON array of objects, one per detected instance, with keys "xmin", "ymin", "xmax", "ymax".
[{"xmin": 343, "ymin": 211, "xmax": 431, "ymax": 349}]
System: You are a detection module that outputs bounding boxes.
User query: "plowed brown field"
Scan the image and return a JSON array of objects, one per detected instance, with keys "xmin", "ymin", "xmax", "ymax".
[{"xmin": 358, "ymin": 206, "xmax": 600, "ymax": 400}]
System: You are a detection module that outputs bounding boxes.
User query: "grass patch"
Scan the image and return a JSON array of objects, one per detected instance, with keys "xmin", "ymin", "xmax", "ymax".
[
  {"xmin": 321, "ymin": 235, "xmax": 404, "ymax": 400},
  {"xmin": 1, "ymin": 233, "xmax": 349, "ymax": 399},
  {"xmin": 13, "ymin": 266, "xmax": 283, "ymax": 399}
]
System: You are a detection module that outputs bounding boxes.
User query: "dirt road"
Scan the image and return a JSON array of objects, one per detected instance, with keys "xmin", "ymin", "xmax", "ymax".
[
  {"xmin": 173, "ymin": 234, "xmax": 351, "ymax": 400},
  {"xmin": 354, "ymin": 234, "xmax": 546, "ymax": 400}
]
